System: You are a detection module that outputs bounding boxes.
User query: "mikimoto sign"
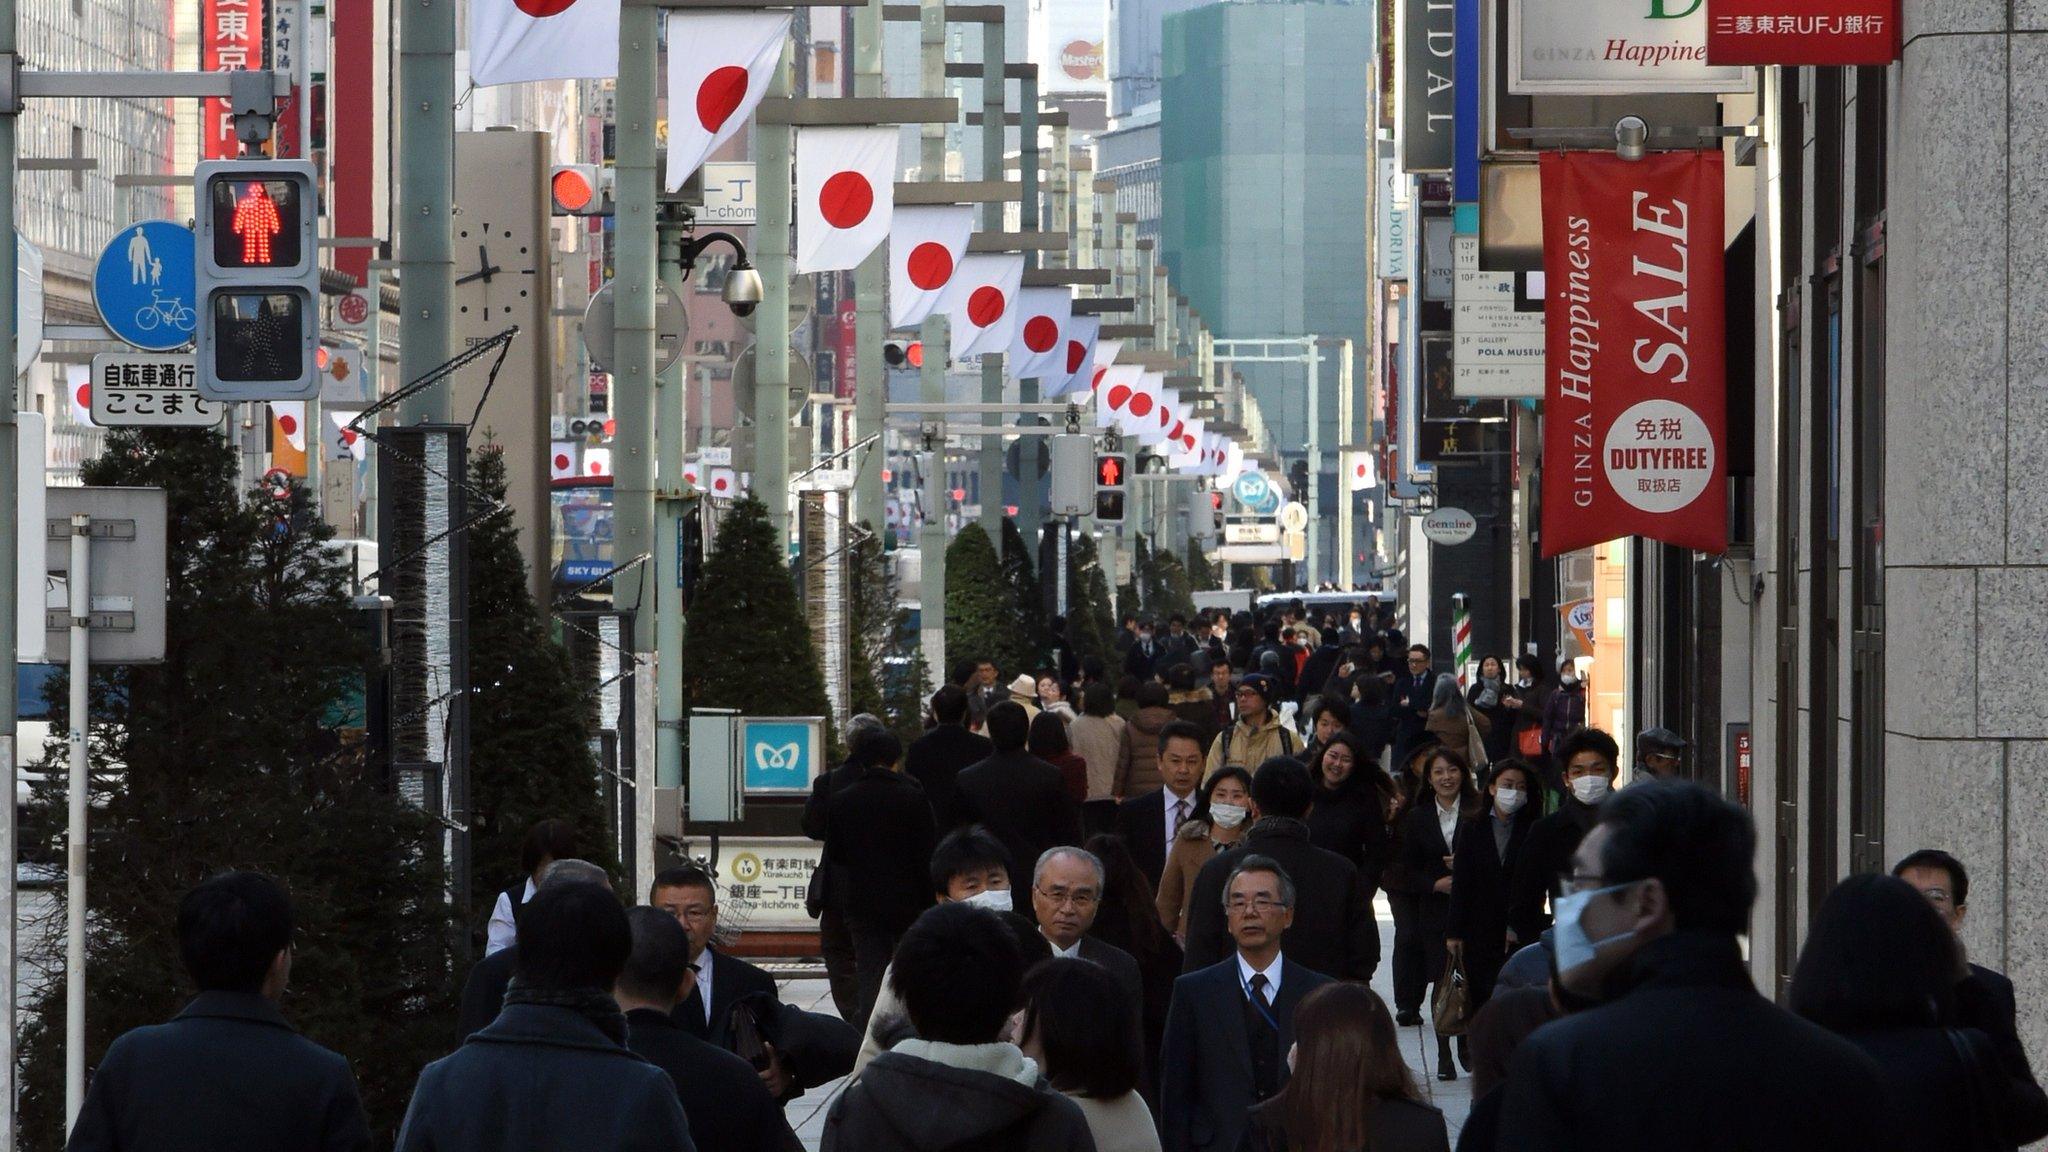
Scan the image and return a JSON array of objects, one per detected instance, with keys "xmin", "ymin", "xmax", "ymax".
[
  {"xmin": 1421, "ymin": 506, "xmax": 1477, "ymax": 546},
  {"xmin": 1539, "ymin": 150, "xmax": 1727, "ymax": 557}
]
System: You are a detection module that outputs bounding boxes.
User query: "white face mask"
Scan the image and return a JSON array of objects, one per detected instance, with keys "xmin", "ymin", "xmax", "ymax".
[
  {"xmin": 1494, "ymin": 787, "xmax": 1527, "ymax": 815},
  {"xmin": 1570, "ymin": 775, "xmax": 1611, "ymax": 804},
  {"xmin": 1208, "ymin": 802, "xmax": 1250, "ymax": 829},
  {"xmin": 960, "ymin": 888, "xmax": 1015, "ymax": 912},
  {"xmin": 1552, "ymin": 882, "xmax": 1641, "ymax": 989}
]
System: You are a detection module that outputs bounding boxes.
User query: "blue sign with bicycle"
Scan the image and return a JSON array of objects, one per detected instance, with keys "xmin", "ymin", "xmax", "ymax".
[{"xmin": 93, "ymin": 221, "xmax": 197, "ymax": 352}]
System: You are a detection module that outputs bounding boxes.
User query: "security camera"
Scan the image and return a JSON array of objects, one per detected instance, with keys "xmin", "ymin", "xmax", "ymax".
[{"xmin": 723, "ymin": 261, "xmax": 764, "ymax": 318}]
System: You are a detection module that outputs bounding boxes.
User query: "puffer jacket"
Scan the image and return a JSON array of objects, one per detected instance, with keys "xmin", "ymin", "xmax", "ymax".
[{"xmin": 1116, "ymin": 705, "xmax": 1179, "ymax": 796}]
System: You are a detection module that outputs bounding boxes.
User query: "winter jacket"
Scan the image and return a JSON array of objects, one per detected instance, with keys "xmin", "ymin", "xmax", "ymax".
[
  {"xmin": 1153, "ymin": 818, "xmax": 1239, "ymax": 937},
  {"xmin": 1117, "ymin": 705, "xmax": 1180, "ymax": 796},
  {"xmin": 823, "ymin": 1042, "xmax": 1095, "ymax": 1152},
  {"xmin": 1202, "ymin": 713, "xmax": 1302, "ymax": 778},
  {"xmin": 1068, "ymin": 1090, "xmax": 1161, "ymax": 1152},
  {"xmin": 1068, "ymin": 713, "xmax": 1127, "ymax": 802},
  {"xmin": 1305, "ymin": 776, "xmax": 1395, "ymax": 893},
  {"xmin": 1168, "ymin": 687, "xmax": 1219, "ymax": 747},
  {"xmin": 1425, "ymin": 706, "xmax": 1487, "ymax": 761},
  {"xmin": 1539, "ymin": 683, "xmax": 1586, "ymax": 756}
]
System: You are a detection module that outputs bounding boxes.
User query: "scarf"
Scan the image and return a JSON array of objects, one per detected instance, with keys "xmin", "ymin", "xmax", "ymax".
[
  {"xmin": 503, "ymin": 978, "xmax": 630, "ymax": 1045},
  {"xmin": 892, "ymin": 1038, "xmax": 1042, "ymax": 1088}
]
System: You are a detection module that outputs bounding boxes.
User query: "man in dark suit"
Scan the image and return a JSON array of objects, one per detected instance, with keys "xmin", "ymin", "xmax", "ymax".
[
  {"xmin": 956, "ymin": 700, "xmax": 1084, "ymax": 914},
  {"xmin": 1182, "ymin": 757, "xmax": 1378, "ymax": 982},
  {"xmin": 1390, "ymin": 643, "xmax": 1439, "ymax": 772},
  {"xmin": 1123, "ymin": 618, "xmax": 1161, "ymax": 681},
  {"xmin": 69, "ymin": 871, "xmax": 372, "ymax": 1152},
  {"xmin": 905, "ymin": 684, "xmax": 993, "ymax": 830},
  {"xmin": 1030, "ymin": 846, "xmax": 1146, "ymax": 1009},
  {"xmin": 617, "ymin": 908, "xmax": 799, "ymax": 1152},
  {"xmin": 1894, "ymin": 848, "xmax": 2048, "ymax": 1146},
  {"xmin": 1113, "ymin": 720, "xmax": 1209, "ymax": 890},
  {"xmin": 818, "ymin": 728, "xmax": 939, "ymax": 1030},
  {"xmin": 1160, "ymin": 855, "xmax": 1332, "ymax": 1152},
  {"xmin": 457, "ymin": 858, "xmax": 614, "ymax": 1041}
]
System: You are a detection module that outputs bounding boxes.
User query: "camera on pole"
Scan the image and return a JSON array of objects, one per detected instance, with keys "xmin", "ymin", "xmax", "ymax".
[{"xmin": 193, "ymin": 159, "xmax": 320, "ymax": 401}]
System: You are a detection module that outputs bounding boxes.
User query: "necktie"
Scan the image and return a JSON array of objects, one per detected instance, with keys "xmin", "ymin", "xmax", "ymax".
[
  {"xmin": 1249, "ymin": 972, "xmax": 1271, "ymax": 1010},
  {"xmin": 1172, "ymin": 798, "xmax": 1188, "ymax": 837}
]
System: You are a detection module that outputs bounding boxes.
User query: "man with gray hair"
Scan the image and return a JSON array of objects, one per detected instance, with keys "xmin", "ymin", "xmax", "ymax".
[
  {"xmin": 1030, "ymin": 846, "xmax": 1144, "ymax": 1013},
  {"xmin": 456, "ymin": 858, "xmax": 614, "ymax": 1041}
]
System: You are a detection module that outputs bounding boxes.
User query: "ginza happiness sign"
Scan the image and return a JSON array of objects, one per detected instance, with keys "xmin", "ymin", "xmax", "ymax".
[{"xmin": 1539, "ymin": 151, "xmax": 1726, "ymax": 557}]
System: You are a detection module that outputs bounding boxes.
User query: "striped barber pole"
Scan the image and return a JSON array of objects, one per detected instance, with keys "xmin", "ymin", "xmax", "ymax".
[{"xmin": 1453, "ymin": 597, "xmax": 1473, "ymax": 686}]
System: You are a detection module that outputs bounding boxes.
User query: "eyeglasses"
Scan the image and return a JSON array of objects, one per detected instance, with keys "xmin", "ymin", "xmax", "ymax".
[
  {"xmin": 1225, "ymin": 895, "xmax": 1290, "ymax": 915},
  {"xmin": 1918, "ymin": 887, "xmax": 1954, "ymax": 908},
  {"xmin": 1034, "ymin": 887, "xmax": 1099, "ymax": 910},
  {"xmin": 1561, "ymin": 871, "xmax": 1607, "ymax": 896},
  {"xmin": 1644, "ymin": 752, "xmax": 1682, "ymax": 765}
]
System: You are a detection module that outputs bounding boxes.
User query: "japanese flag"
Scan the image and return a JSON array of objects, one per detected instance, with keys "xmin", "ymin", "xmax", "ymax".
[
  {"xmin": 468, "ymin": 0, "xmax": 620, "ymax": 87},
  {"xmin": 1170, "ymin": 417, "xmax": 1207, "ymax": 471},
  {"xmin": 329, "ymin": 411, "xmax": 368, "ymax": 462},
  {"xmin": 1094, "ymin": 339, "xmax": 1123, "ymax": 369},
  {"xmin": 941, "ymin": 253, "xmax": 1024, "ymax": 358},
  {"xmin": 1007, "ymin": 288, "xmax": 1071, "ymax": 381},
  {"xmin": 795, "ymin": 127, "xmax": 898, "ymax": 274},
  {"xmin": 707, "ymin": 467, "xmax": 739, "ymax": 498},
  {"xmin": 65, "ymin": 364, "xmax": 93, "ymax": 427},
  {"xmin": 1347, "ymin": 451, "xmax": 1377, "ymax": 491},
  {"xmin": 889, "ymin": 205, "xmax": 975, "ymax": 329},
  {"xmin": 584, "ymin": 447, "xmax": 613, "ymax": 478},
  {"xmin": 271, "ymin": 401, "xmax": 307, "ymax": 453},
  {"xmin": 1093, "ymin": 365, "xmax": 1145, "ymax": 430},
  {"xmin": 664, "ymin": 11, "xmax": 791, "ymax": 191},
  {"xmin": 681, "ymin": 459, "xmax": 704, "ymax": 490},
  {"xmin": 1046, "ymin": 316, "xmax": 1100, "ymax": 398},
  {"xmin": 550, "ymin": 441, "xmax": 577, "ymax": 480}
]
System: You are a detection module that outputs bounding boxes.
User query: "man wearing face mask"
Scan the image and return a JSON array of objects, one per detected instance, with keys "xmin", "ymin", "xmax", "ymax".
[
  {"xmin": 1506, "ymin": 728, "xmax": 1616, "ymax": 947},
  {"xmin": 1498, "ymin": 780, "xmax": 1893, "ymax": 1151}
]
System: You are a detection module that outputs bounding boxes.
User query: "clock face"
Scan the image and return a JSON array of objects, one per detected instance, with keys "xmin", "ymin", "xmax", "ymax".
[{"xmin": 455, "ymin": 222, "xmax": 538, "ymax": 326}]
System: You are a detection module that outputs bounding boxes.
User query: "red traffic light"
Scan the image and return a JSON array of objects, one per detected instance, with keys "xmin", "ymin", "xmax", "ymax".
[
  {"xmin": 1209, "ymin": 490, "xmax": 1224, "ymax": 510},
  {"xmin": 906, "ymin": 341, "xmax": 924, "ymax": 368},
  {"xmin": 552, "ymin": 167, "xmax": 596, "ymax": 212},
  {"xmin": 1096, "ymin": 455, "xmax": 1124, "ymax": 487}
]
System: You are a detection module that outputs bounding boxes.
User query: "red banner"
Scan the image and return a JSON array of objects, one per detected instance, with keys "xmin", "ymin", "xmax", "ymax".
[
  {"xmin": 1706, "ymin": 0, "xmax": 1900, "ymax": 66},
  {"xmin": 1539, "ymin": 150, "xmax": 1726, "ymax": 558},
  {"xmin": 202, "ymin": 0, "xmax": 263, "ymax": 159}
]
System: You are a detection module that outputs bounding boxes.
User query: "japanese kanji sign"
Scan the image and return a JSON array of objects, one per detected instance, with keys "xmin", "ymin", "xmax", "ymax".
[
  {"xmin": 1539, "ymin": 150, "xmax": 1726, "ymax": 557},
  {"xmin": 1706, "ymin": 0, "xmax": 1899, "ymax": 66},
  {"xmin": 202, "ymin": 0, "xmax": 264, "ymax": 160},
  {"xmin": 89, "ymin": 353, "xmax": 223, "ymax": 427}
]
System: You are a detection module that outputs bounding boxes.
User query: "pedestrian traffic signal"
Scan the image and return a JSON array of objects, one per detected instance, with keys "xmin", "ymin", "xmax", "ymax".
[
  {"xmin": 549, "ymin": 165, "xmax": 614, "ymax": 216},
  {"xmin": 1094, "ymin": 451, "xmax": 1128, "ymax": 524},
  {"xmin": 194, "ymin": 159, "xmax": 320, "ymax": 401}
]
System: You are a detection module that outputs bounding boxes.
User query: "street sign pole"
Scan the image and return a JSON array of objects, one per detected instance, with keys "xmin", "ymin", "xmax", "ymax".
[
  {"xmin": 915, "ymin": 0, "xmax": 949, "ymax": 692},
  {"xmin": 62, "ymin": 513, "xmax": 86, "ymax": 1130},
  {"xmin": 850, "ymin": 0, "xmax": 885, "ymax": 530},
  {"xmin": 976, "ymin": 20, "xmax": 1004, "ymax": 540},
  {"xmin": 0, "ymin": 9, "xmax": 20, "ymax": 1139}
]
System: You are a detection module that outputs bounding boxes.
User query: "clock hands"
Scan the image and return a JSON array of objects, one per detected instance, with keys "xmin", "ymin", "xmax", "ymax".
[{"xmin": 455, "ymin": 242, "xmax": 501, "ymax": 286}]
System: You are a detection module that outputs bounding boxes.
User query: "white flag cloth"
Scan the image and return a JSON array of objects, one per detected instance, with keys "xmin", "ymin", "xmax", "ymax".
[
  {"xmin": 1094, "ymin": 365, "xmax": 1145, "ymax": 430},
  {"xmin": 888, "ymin": 205, "xmax": 975, "ymax": 329},
  {"xmin": 1095, "ymin": 339, "xmax": 1123, "ymax": 368},
  {"xmin": 469, "ymin": 0, "xmax": 620, "ymax": 86},
  {"xmin": 1347, "ymin": 450, "xmax": 1378, "ymax": 491},
  {"xmin": 707, "ymin": 466, "xmax": 739, "ymax": 497},
  {"xmin": 583, "ymin": 447, "xmax": 613, "ymax": 478},
  {"xmin": 1046, "ymin": 316, "xmax": 1100, "ymax": 398},
  {"xmin": 941, "ymin": 253, "xmax": 1024, "ymax": 358},
  {"xmin": 664, "ymin": 11, "xmax": 791, "ymax": 191},
  {"xmin": 1007, "ymin": 288, "xmax": 1072, "ymax": 381},
  {"xmin": 550, "ymin": 441, "xmax": 578, "ymax": 480},
  {"xmin": 680, "ymin": 459, "xmax": 704, "ymax": 490},
  {"xmin": 1223, "ymin": 441, "xmax": 1245, "ymax": 487},
  {"xmin": 65, "ymin": 363, "xmax": 93, "ymax": 427},
  {"xmin": 329, "ymin": 411, "xmax": 368, "ymax": 462},
  {"xmin": 1169, "ymin": 416, "xmax": 1207, "ymax": 471},
  {"xmin": 272, "ymin": 401, "xmax": 307, "ymax": 452},
  {"xmin": 1129, "ymin": 376, "xmax": 1170, "ymax": 445},
  {"xmin": 795, "ymin": 127, "xmax": 898, "ymax": 274}
]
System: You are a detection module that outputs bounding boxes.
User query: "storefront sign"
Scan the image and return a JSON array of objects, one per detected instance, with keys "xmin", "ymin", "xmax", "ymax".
[
  {"xmin": 706, "ymin": 837, "xmax": 824, "ymax": 931},
  {"xmin": 1510, "ymin": 0, "xmax": 1749, "ymax": 95},
  {"xmin": 202, "ymin": 0, "xmax": 264, "ymax": 159},
  {"xmin": 1421, "ymin": 506, "xmax": 1477, "ymax": 545},
  {"xmin": 1452, "ymin": 234, "xmax": 1544, "ymax": 398},
  {"xmin": 1397, "ymin": 0, "xmax": 1455, "ymax": 171},
  {"xmin": 1705, "ymin": 0, "xmax": 1899, "ymax": 66},
  {"xmin": 1540, "ymin": 150, "xmax": 1727, "ymax": 556},
  {"xmin": 1377, "ymin": 156, "xmax": 1411, "ymax": 280}
]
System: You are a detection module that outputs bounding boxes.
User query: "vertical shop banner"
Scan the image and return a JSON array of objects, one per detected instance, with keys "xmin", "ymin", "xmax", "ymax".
[
  {"xmin": 1396, "ymin": 0, "xmax": 1454, "ymax": 171},
  {"xmin": 203, "ymin": 0, "xmax": 263, "ymax": 159},
  {"xmin": 1539, "ymin": 150, "xmax": 1726, "ymax": 557}
]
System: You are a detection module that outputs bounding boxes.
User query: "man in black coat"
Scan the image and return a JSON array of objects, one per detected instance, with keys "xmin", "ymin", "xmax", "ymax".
[
  {"xmin": 69, "ymin": 871, "xmax": 371, "ymax": 1152},
  {"xmin": 904, "ymin": 684, "xmax": 992, "ymax": 830},
  {"xmin": 821, "ymin": 728, "xmax": 939, "ymax": 1030},
  {"xmin": 1894, "ymin": 848, "xmax": 2048, "ymax": 1146},
  {"xmin": 1123, "ymin": 619, "xmax": 1162, "ymax": 681},
  {"xmin": 1506, "ymin": 726, "xmax": 1618, "ymax": 943},
  {"xmin": 1390, "ymin": 644, "xmax": 1439, "ymax": 772},
  {"xmin": 455, "ymin": 858, "xmax": 616, "ymax": 1041},
  {"xmin": 955, "ymin": 700, "xmax": 1084, "ymax": 915},
  {"xmin": 398, "ymin": 883, "xmax": 696, "ymax": 1152},
  {"xmin": 1182, "ymin": 757, "xmax": 1377, "ymax": 982},
  {"xmin": 801, "ymin": 715, "xmax": 889, "ymax": 1021},
  {"xmin": 1112, "ymin": 720, "xmax": 1209, "ymax": 889},
  {"xmin": 617, "ymin": 908, "xmax": 799, "ymax": 1152},
  {"xmin": 1498, "ymin": 780, "xmax": 1894, "ymax": 1151}
]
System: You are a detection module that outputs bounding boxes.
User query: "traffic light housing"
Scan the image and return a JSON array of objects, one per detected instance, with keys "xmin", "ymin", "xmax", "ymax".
[
  {"xmin": 194, "ymin": 159, "xmax": 320, "ymax": 401},
  {"xmin": 1049, "ymin": 433, "xmax": 1094, "ymax": 516},
  {"xmin": 1093, "ymin": 452, "xmax": 1128, "ymax": 524},
  {"xmin": 883, "ymin": 340, "xmax": 924, "ymax": 368},
  {"xmin": 549, "ymin": 165, "xmax": 614, "ymax": 216}
]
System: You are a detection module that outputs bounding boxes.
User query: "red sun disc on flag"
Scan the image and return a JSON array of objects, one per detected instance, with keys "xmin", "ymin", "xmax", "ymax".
[
  {"xmin": 340, "ymin": 429, "xmax": 359, "ymax": 447},
  {"xmin": 75, "ymin": 383, "xmax": 90, "ymax": 409},
  {"xmin": 1023, "ymin": 316, "xmax": 1058, "ymax": 353},
  {"xmin": 1130, "ymin": 393, "xmax": 1154, "ymax": 417},
  {"xmin": 907, "ymin": 242, "xmax": 954, "ymax": 290},
  {"xmin": 1066, "ymin": 341, "xmax": 1087, "ymax": 373},
  {"xmin": 513, "ymin": 0, "xmax": 579, "ymax": 15},
  {"xmin": 1107, "ymin": 384, "xmax": 1133, "ymax": 410},
  {"xmin": 697, "ymin": 66, "xmax": 750, "ymax": 132},
  {"xmin": 554, "ymin": 453, "xmax": 571, "ymax": 471},
  {"xmin": 819, "ymin": 172, "xmax": 874, "ymax": 228},
  {"xmin": 277, "ymin": 414, "xmax": 298, "ymax": 436},
  {"xmin": 1169, "ymin": 420, "xmax": 1185, "ymax": 440},
  {"xmin": 713, "ymin": 476, "xmax": 730, "ymax": 492},
  {"xmin": 1091, "ymin": 367, "xmax": 1108, "ymax": 390},
  {"xmin": 967, "ymin": 286, "xmax": 1006, "ymax": 327},
  {"xmin": 1157, "ymin": 406, "xmax": 1172, "ymax": 428},
  {"xmin": 1183, "ymin": 433, "xmax": 1196, "ymax": 450},
  {"xmin": 589, "ymin": 461, "xmax": 604, "ymax": 475}
]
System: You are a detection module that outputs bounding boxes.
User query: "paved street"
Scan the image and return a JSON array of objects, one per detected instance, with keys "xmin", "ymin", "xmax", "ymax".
[{"xmin": 760, "ymin": 894, "xmax": 1475, "ymax": 1149}]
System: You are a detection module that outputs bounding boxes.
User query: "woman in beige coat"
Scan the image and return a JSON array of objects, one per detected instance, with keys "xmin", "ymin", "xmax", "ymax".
[
  {"xmin": 1424, "ymin": 674, "xmax": 1487, "ymax": 762},
  {"xmin": 1154, "ymin": 766, "xmax": 1255, "ymax": 941}
]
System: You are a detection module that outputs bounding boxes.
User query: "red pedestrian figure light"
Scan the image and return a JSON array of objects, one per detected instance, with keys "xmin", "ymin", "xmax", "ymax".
[
  {"xmin": 1098, "ymin": 456, "xmax": 1122, "ymax": 486},
  {"xmin": 232, "ymin": 181, "xmax": 282, "ymax": 266}
]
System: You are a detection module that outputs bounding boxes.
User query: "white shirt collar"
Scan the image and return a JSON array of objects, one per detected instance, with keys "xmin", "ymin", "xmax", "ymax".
[
  {"xmin": 1236, "ymin": 951, "xmax": 1284, "ymax": 996},
  {"xmin": 521, "ymin": 877, "xmax": 537, "ymax": 901},
  {"xmin": 1045, "ymin": 933, "xmax": 1084, "ymax": 960}
]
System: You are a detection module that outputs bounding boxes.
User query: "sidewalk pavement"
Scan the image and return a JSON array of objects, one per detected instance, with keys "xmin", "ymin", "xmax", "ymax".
[{"xmin": 756, "ymin": 893, "xmax": 1476, "ymax": 1150}]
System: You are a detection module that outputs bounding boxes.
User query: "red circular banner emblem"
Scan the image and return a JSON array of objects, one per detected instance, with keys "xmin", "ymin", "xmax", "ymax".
[
  {"xmin": 1023, "ymin": 316, "xmax": 1058, "ymax": 353},
  {"xmin": 906, "ymin": 242, "xmax": 953, "ymax": 290},
  {"xmin": 818, "ymin": 172, "xmax": 874, "ymax": 228},
  {"xmin": 967, "ymin": 286, "xmax": 1005, "ymax": 327},
  {"xmin": 697, "ymin": 66, "xmax": 750, "ymax": 132}
]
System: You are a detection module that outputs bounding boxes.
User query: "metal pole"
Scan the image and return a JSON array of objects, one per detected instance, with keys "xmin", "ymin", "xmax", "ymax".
[
  {"xmin": 850, "ymin": 0, "xmax": 886, "ymax": 529},
  {"xmin": 1337, "ymin": 338, "xmax": 1354, "ymax": 590},
  {"xmin": 975, "ymin": 19, "xmax": 1003, "ymax": 538},
  {"xmin": 63, "ymin": 513, "xmax": 88, "ymax": 1133},
  {"xmin": 615, "ymin": 0, "xmax": 659, "ymax": 649},
  {"xmin": 654, "ymin": 218, "xmax": 687, "ymax": 790},
  {"xmin": 1306, "ymin": 342, "xmax": 1321, "ymax": 585},
  {"xmin": 915, "ymin": 0, "xmax": 949, "ymax": 690},
  {"xmin": 756, "ymin": 45, "xmax": 795, "ymax": 548},
  {"xmin": 1015, "ymin": 71, "xmax": 1041, "ymax": 546},
  {"xmin": 396, "ymin": 0, "xmax": 453, "ymax": 421},
  {"xmin": 0, "ymin": 0, "xmax": 21, "ymax": 1131}
]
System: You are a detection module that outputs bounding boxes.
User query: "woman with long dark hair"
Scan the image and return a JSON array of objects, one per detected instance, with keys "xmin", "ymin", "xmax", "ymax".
[
  {"xmin": 1028, "ymin": 709, "xmax": 1090, "ymax": 804},
  {"xmin": 1388, "ymin": 747, "xmax": 1479, "ymax": 1080},
  {"xmin": 1466, "ymin": 656, "xmax": 1515, "ymax": 768},
  {"xmin": 1245, "ymin": 983, "xmax": 1448, "ymax": 1152},
  {"xmin": 1019, "ymin": 958, "xmax": 1161, "ymax": 1152},
  {"xmin": 1085, "ymin": 832, "xmax": 1183, "ymax": 1094},
  {"xmin": 1791, "ymin": 874, "xmax": 2048, "ymax": 1151},
  {"xmin": 1306, "ymin": 730, "xmax": 1396, "ymax": 896}
]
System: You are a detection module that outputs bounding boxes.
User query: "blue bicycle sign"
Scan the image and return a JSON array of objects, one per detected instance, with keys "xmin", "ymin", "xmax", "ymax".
[{"xmin": 94, "ymin": 221, "xmax": 198, "ymax": 352}]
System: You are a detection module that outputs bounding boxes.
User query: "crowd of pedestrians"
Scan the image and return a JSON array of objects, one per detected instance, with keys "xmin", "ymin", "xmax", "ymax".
[{"xmin": 64, "ymin": 599, "xmax": 2048, "ymax": 1152}]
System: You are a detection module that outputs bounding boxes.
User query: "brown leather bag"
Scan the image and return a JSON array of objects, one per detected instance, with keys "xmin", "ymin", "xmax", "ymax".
[{"xmin": 1432, "ymin": 958, "xmax": 1470, "ymax": 1036}]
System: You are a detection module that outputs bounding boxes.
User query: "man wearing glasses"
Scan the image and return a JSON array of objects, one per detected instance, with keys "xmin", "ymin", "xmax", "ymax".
[
  {"xmin": 1633, "ymin": 726, "xmax": 1688, "ymax": 781},
  {"xmin": 650, "ymin": 865, "xmax": 791, "ymax": 1095},
  {"xmin": 1031, "ymin": 847, "xmax": 1146, "ymax": 1028},
  {"xmin": 1161, "ymin": 856, "xmax": 1332, "ymax": 1152}
]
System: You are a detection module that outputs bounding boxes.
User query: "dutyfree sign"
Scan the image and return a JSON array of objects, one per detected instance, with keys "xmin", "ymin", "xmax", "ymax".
[{"xmin": 1510, "ymin": 0, "xmax": 1750, "ymax": 94}]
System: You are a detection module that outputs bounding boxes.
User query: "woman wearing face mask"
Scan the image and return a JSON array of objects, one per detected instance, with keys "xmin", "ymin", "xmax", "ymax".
[
  {"xmin": 1505, "ymin": 728, "xmax": 1618, "ymax": 950},
  {"xmin": 1153, "ymin": 767, "xmax": 1255, "ymax": 941},
  {"xmin": 1502, "ymin": 656, "xmax": 1556, "ymax": 797},
  {"xmin": 1445, "ymin": 760, "xmax": 1539, "ymax": 1040},
  {"xmin": 1539, "ymin": 656, "xmax": 1588, "ymax": 762},
  {"xmin": 1466, "ymin": 656, "xmax": 1515, "ymax": 769},
  {"xmin": 1307, "ymin": 730, "xmax": 1397, "ymax": 897},
  {"xmin": 1388, "ymin": 749, "xmax": 1479, "ymax": 1078}
]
